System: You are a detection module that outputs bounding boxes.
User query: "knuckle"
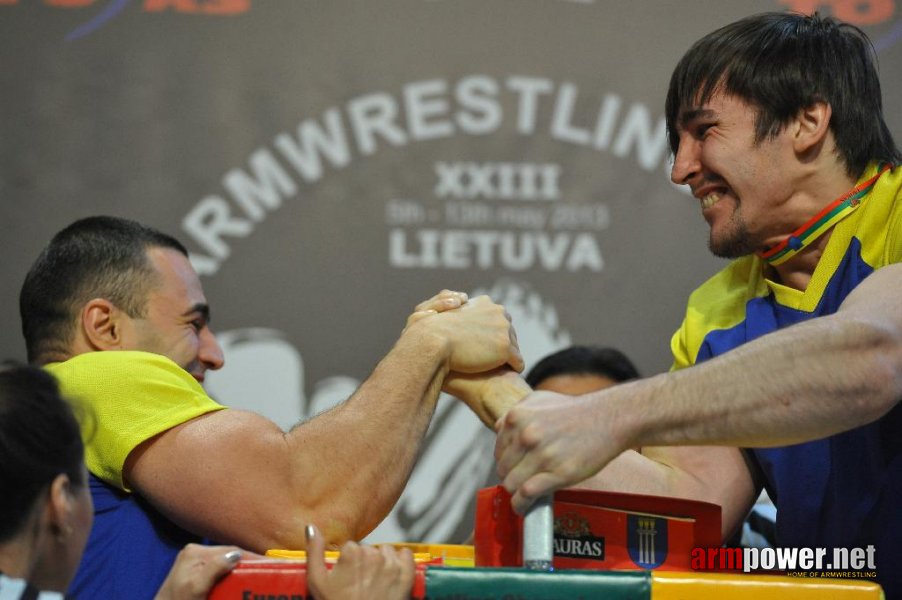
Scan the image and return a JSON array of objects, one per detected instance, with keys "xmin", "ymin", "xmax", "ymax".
[
  {"xmin": 558, "ymin": 461, "xmax": 578, "ymax": 481},
  {"xmin": 503, "ymin": 406, "xmax": 522, "ymax": 427},
  {"xmin": 519, "ymin": 422, "xmax": 543, "ymax": 447},
  {"xmin": 385, "ymin": 557, "xmax": 401, "ymax": 576},
  {"xmin": 521, "ymin": 480, "xmax": 540, "ymax": 500},
  {"xmin": 340, "ymin": 541, "xmax": 360, "ymax": 557}
]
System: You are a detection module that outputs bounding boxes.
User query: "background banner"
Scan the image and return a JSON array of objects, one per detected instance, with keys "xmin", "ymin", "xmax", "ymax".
[{"xmin": 2, "ymin": 0, "xmax": 900, "ymax": 544}]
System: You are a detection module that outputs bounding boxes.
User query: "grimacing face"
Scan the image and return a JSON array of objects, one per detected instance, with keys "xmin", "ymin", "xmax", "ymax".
[
  {"xmin": 670, "ymin": 92, "xmax": 800, "ymax": 258},
  {"xmin": 118, "ymin": 247, "xmax": 224, "ymax": 382}
]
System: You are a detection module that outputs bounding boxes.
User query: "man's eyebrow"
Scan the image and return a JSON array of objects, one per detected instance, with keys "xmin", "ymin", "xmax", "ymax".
[
  {"xmin": 183, "ymin": 303, "xmax": 211, "ymax": 324},
  {"xmin": 679, "ymin": 108, "xmax": 716, "ymax": 129}
]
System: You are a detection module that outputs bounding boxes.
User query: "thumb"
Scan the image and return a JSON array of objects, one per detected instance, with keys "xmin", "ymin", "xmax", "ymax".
[
  {"xmin": 211, "ymin": 548, "xmax": 242, "ymax": 578},
  {"xmin": 305, "ymin": 524, "xmax": 327, "ymax": 583},
  {"xmin": 193, "ymin": 547, "xmax": 242, "ymax": 594},
  {"xmin": 153, "ymin": 544, "xmax": 241, "ymax": 600}
]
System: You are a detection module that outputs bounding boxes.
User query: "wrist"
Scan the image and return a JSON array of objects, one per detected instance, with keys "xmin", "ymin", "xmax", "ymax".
[
  {"xmin": 480, "ymin": 370, "xmax": 531, "ymax": 422},
  {"xmin": 607, "ymin": 375, "xmax": 660, "ymax": 452},
  {"xmin": 397, "ymin": 319, "xmax": 454, "ymax": 375},
  {"xmin": 487, "ymin": 371, "xmax": 530, "ymax": 402}
]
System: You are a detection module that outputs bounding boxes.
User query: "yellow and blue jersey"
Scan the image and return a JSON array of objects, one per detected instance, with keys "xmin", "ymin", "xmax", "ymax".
[
  {"xmin": 47, "ymin": 351, "xmax": 226, "ymax": 600},
  {"xmin": 672, "ymin": 163, "xmax": 902, "ymax": 369},
  {"xmin": 670, "ymin": 163, "xmax": 902, "ymax": 595}
]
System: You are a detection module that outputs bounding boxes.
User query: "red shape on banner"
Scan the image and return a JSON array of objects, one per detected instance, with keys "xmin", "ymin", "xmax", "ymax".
[
  {"xmin": 143, "ymin": 0, "xmax": 249, "ymax": 15},
  {"xmin": 779, "ymin": 0, "xmax": 895, "ymax": 25},
  {"xmin": 45, "ymin": 0, "xmax": 96, "ymax": 6}
]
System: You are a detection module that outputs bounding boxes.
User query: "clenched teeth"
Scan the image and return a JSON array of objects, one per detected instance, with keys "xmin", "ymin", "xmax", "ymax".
[{"xmin": 701, "ymin": 192, "xmax": 721, "ymax": 209}]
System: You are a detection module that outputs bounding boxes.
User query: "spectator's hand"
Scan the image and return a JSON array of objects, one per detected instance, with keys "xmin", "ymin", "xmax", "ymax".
[
  {"xmin": 405, "ymin": 295, "xmax": 524, "ymax": 374},
  {"xmin": 153, "ymin": 543, "xmax": 243, "ymax": 600},
  {"xmin": 444, "ymin": 367, "xmax": 532, "ymax": 427},
  {"xmin": 305, "ymin": 524, "xmax": 415, "ymax": 600}
]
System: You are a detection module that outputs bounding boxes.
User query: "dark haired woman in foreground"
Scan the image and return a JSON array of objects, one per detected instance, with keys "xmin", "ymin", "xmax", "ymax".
[{"xmin": 0, "ymin": 364, "xmax": 412, "ymax": 599}]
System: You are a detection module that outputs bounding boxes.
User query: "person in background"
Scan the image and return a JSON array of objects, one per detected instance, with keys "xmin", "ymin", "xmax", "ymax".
[
  {"xmin": 18, "ymin": 216, "xmax": 522, "ymax": 598},
  {"xmin": 525, "ymin": 345, "xmax": 640, "ymax": 394}
]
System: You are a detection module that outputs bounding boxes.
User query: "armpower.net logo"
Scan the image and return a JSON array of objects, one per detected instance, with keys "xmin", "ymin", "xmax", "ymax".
[{"xmin": 693, "ymin": 545, "xmax": 878, "ymax": 579}]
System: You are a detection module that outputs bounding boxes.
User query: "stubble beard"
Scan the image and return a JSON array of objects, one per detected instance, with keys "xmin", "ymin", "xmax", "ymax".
[{"xmin": 708, "ymin": 211, "xmax": 758, "ymax": 259}]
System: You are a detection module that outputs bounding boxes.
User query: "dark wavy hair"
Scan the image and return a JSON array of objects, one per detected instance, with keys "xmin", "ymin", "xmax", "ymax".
[
  {"xmin": 0, "ymin": 364, "xmax": 88, "ymax": 542},
  {"xmin": 20, "ymin": 216, "xmax": 188, "ymax": 364},
  {"xmin": 665, "ymin": 12, "xmax": 901, "ymax": 177},
  {"xmin": 525, "ymin": 345, "xmax": 640, "ymax": 389}
]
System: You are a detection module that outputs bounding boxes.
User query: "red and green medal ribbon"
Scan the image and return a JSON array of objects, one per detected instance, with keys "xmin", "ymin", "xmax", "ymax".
[{"xmin": 758, "ymin": 164, "xmax": 892, "ymax": 266}]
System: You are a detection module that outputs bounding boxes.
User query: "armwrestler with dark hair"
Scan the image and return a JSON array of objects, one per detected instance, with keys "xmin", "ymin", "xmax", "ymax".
[{"xmin": 20, "ymin": 216, "xmax": 522, "ymax": 598}]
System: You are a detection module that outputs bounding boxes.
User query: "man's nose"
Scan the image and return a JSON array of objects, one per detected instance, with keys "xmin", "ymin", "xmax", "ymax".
[
  {"xmin": 670, "ymin": 136, "xmax": 701, "ymax": 186},
  {"xmin": 200, "ymin": 328, "xmax": 225, "ymax": 370}
]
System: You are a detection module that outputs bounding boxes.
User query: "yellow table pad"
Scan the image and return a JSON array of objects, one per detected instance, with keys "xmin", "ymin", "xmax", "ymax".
[
  {"xmin": 651, "ymin": 571, "xmax": 884, "ymax": 599},
  {"xmin": 266, "ymin": 543, "xmax": 475, "ymax": 567}
]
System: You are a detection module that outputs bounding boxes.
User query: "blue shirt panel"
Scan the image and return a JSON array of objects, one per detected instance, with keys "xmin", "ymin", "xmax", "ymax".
[
  {"xmin": 695, "ymin": 238, "xmax": 873, "ymax": 365},
  {"xmin": 68, "ymin": 475, "xmax": 200, "ymax": 600},
  {"xmin": 692, "ymin": 238, "xmax": 900, "ymax": 595}
]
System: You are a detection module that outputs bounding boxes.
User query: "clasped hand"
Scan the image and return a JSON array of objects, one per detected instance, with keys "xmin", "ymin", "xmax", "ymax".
[
  {"xmin": 494, "ymin": 390, "xmax": 627, "ymax": 514},
  {"xmin": 404, "ymin": 290, "xmax": 524, "ymax": 374}
]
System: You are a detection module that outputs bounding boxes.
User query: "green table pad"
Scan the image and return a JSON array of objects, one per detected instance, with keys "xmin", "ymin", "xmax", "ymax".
[{"xmin": 424, "ymin": 566, "xmax": 651, "ymax": 600}]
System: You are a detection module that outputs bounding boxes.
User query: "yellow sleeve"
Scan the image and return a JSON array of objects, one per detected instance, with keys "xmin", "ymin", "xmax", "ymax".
[
  {"xmin": 884, "ymin": 168, "xmax": 902, "ymax": 265},
  {"xmin": 46, "ymin": 351, "xmax": 226, "ymax": 491},
  {"xmin": 668, "ymin": 256, "xmax": 767, "ymax": 372},
  {"xmin": 669, "ymin": 318, "xmax": 693, "ymax": 372}
]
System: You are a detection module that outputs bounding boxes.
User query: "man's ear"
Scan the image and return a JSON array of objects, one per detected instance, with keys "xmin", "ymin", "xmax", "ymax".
[
  {"xmin": 81, "ymin": 298, "xmax": 125, "ymax": 350},
  {"xmin": 793, "ymin": 101, "xmax": 832, "ymax": 156},
  {"xmin": 47, "ymin": 473, "xmax": 74, "ymax": 541}
]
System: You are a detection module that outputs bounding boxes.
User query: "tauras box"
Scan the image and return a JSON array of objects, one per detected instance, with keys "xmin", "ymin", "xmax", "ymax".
[{"xmin": 474, "ymin": 487, "xmax": 721, "ymax": 571}]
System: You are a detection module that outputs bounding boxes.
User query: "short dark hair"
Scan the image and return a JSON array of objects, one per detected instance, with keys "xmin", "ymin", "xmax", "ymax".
[
  {"xmin": 19, "ymin": 216, "xmax": 188, "ymax": 364},
  {"xmin": 665, "ymin": 12, "xmax": 901, "ymax": 177},
  {"xmin": 525, "ymin": 345, "xmax": 640, "ymax": 389},
  {"xmin": 0, "ymin": 364, "xmax": 87, "ymax": 542}
]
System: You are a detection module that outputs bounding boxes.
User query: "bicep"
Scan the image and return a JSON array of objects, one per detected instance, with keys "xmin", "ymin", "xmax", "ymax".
[
  {"xmin": 638, "ymin": 445, "xmax": 759, "ymax": 541},
  {"xmin": 839, "ymin": 262, "xmax": 902, "ymax": 326},
  {"xmin": 577, "ymin": 445, "xmax": 758, "ymax": 542},
  {"xmin": 124, "ymin": 409, "xmax": 301, "ymax": 551}
]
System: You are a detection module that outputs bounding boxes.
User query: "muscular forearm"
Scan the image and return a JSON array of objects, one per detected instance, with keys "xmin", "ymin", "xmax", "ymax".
[
  {"xmin": 496, "ymin": 266, "xmax": 902, "ymax": 514},
  {"xmin": 282, "ymin": 328, "xmax": 449, "ymax": 544},
  {"xmin": 620, "ymin": 313, "xmax": 902, "ymax": 451},
  {"xmin": 497, "ymin": 268, "xmax": 902, "ymax": 515}
]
